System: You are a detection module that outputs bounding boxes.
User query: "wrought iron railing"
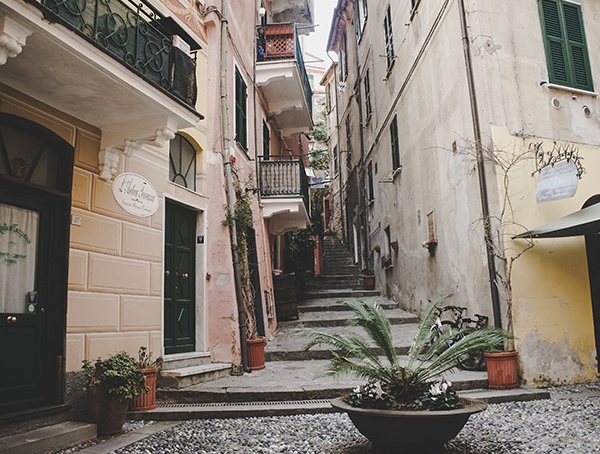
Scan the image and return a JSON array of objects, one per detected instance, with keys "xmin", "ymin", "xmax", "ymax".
[
  {"xmin": 257, "ymin": 24, "xmax": 312, "ymax": 116},
  {"xmin": 258, "ymin": 156, "xmax": 310, "ymax": 214},
  {"xmin": 38, "ymin": 0, "xmax": 197, "ymax": 106}
]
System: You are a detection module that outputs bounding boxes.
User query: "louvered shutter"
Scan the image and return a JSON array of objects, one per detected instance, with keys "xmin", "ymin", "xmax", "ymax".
[
  {"xmin": 562, "ymin": 2, "xmax": 593, "ymax": 91},
  {"xmin": 539, "ymin": 0, "xmax": 593, "ymax": 91}
]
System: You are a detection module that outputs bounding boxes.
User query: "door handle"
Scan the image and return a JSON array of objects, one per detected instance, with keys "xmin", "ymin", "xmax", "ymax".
[
  {"xmin": 6, "ymin": 316, "xmax": 17, "ymax": 324},
  {"xmin": 182, "ymin": 273, "xmax": 189, "ymax": 280},
  {"xmin": 165, "ymin": 270, "xmax": 171, "ymax": 277}
]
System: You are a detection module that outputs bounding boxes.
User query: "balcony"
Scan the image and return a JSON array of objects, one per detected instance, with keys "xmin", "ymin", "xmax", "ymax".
[
  {"xmin": 256, "ymin": 24, "xmax": 313, "ymax": 137},
  {"xmin": 0, "ymin": 0, "xmax": 201, "ymax": 142},
  {"xmin": 259, "ymin": 156, "xmax": 311, "ymax": 235}
]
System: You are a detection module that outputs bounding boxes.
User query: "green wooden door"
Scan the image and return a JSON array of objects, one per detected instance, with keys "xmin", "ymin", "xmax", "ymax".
[
  {"xmin": 0, "ymin": 113, "xmax": 72, "ymax": 414},
  {"xmin": 164, "ymin": 201, "xmax": 196, "ymax": 354}
]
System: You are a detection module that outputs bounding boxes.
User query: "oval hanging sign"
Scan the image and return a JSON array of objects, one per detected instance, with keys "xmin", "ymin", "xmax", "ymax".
[{"xmin": 112, "ymin": 173, "xmax": 159, "ymax": 217}]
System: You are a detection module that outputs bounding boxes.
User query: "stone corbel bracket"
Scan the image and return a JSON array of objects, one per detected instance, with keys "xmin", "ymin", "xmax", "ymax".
[
  {"xmin": 98, "ymin": 128, "xmax": 176, "ymax": 181},
  {"xmin": 0, "ymin": 15, "xmax": 32, "ymax": 65}
]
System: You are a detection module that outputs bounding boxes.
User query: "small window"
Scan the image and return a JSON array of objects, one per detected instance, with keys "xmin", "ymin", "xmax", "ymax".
[
  {"xmin": 364, "ymin": 69, "xmax": 372, "ymax": 121},
  {"xmin": 262, "ymin": 120, "xmax": 270, "ymax": 159},
  {"xmin": 333, "ymin": 145, "xmax": 339, "ymax": 176},
  {"xmin": 354, "ymin": 0, "xmax": 368, "ymax": 41},
  {"xmin": 345, "ymin": 117, "xmax": 352, "ymax": 156},
  {"xmin": 339, "ymin": 33, "xmax": 348, "ymax": 82},
  {"xmin": 384, "ymin": 5, "xmax": 395, "ymax": 69},
  {"xmin": 235, "ymin": 67, "xmax": 248, "ymax": 149},
  {"xmin": 367, "ymin": 161, "xmax": 374, "ymax": 203},
  {"xmin": 390, "ymin": 115, "xmax": 400, "ymax": 171},
  {"xmin": 169, "ymin": 134, "xmax": 196, "ymax": 191},
  {"xmin": 538, "ymin": 0, "xmax": 593, "ymax": 91},
  {"xmin": 325, "ymin": 83, "xmax": 332, "ymax": 113}
]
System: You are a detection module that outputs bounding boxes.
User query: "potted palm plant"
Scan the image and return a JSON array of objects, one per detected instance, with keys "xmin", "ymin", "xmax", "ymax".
[
  {"xmin": 306, "ymin": 295, "xmax": 510, "ymax": 453},
  {"xmin": 82, "ymin": 351, "xmax": 148, "ymax": 435}
]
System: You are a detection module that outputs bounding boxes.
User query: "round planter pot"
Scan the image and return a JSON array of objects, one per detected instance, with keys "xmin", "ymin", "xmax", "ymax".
[
  {"xmin": 87, "ymin": 387, "xmax": 130, "ymax": 435},
  {"xmin": 129, "ymin": 367, "xmax": 158, "ymax": 411},
  {"xmin": 331, "ymin": 397, "xmax": 487, "ymax": 453},
  {"xmin": 485, "ymin": 351, "xmax": 519, "ymax": 390},
  {"xmin": 247, "ymin": 337, "xmax": 266, "ymax": 371},
  {"xmin": 363, "ymin": 275, "xmax": 375, "ymax": 290}
]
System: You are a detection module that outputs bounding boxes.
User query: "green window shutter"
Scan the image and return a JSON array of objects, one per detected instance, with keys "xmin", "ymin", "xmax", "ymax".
[
  {"xmin": 390, "ymin": 116, "xmax": 400, "ymax": 170},
  {"xmin": 562, "ymin": 2, "xmax": 592, "ymax": 90},
  {"xmin": 539, "ymin": 0, "xmax": 593, "ymax": 91},
  {"xmin": 235, "ymin": 68, "xmax": 247, "ymax": 149}
]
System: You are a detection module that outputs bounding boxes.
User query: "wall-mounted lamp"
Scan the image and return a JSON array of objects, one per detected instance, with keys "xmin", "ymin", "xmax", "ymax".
[{"xmin": 258, "ymin": 7, "xmax": 266, "ymax": 17}]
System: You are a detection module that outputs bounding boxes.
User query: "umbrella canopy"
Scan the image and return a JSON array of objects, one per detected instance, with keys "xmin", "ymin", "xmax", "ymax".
[{"xmin": 513, "ymin": 203, "xmax": 600, "ymax": 239}]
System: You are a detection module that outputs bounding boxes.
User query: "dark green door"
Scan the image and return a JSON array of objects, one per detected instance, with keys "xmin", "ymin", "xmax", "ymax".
[
  {"xmin": 164, "ymin": 201, "xmax": 196, "ymax": 354},
  {"xmin": 0, "ymin": 113, "xmax": 72, "ymax": 414}
]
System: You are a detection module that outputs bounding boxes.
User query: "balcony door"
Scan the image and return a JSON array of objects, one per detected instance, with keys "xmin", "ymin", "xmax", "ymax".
[{"xmin": 0, "ymin": 113, "xmax": 72, "ymax": 414}]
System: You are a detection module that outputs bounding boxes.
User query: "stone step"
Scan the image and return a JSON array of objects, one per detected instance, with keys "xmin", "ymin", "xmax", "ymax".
[
  {"xmin": 158, "ymin": 363, "xmax": 232, "ymax": 389},
  {"xmin": 265, "ymin": 322, "xmax": 419, "ymax": 361},
  {"xmin": 161, "ymin": 351, "xmax": 213, "ymax": 371},
  {"xmin": 278, "ymin": 308, "xmax": 419, "ymax": 329},
  {"xmin": 152, "ymin": 358, "xmax": 489, "ymax": 406},
  {"xmin": 302, "ymin": 289, "xmax": 380, "ymax": 299},
  {"xmin": 298, "ymin": 296, "xmax": 399, "ymax": 313},
  {"xmin": 0, "ymin": 422, "xmax": 96, "ymax": 454}
]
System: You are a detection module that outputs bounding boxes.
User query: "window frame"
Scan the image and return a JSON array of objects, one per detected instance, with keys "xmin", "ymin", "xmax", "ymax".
[
  {"xmin": 234, "ymin": 67, "xmax": 248, "ymax": 149},
  {"xmin": 390, "ymin": 115, "xmax": 400, "ymax": 171},
  {"xmin": 364, "ymin": 68, "xmax": 372, "ymax": 122},
  {"xmin": 383, "ymin": 5, "xmax": 395, "ymax": 70},
  {"xmin": 367, "ymin": 161, "xmax": 374, "ymax": 204},
  {"xmin": 169, "ymin": 133, "xmax": 197, "ymax": 192},
  {"xmin": 538, "ymin": 0, "xmax": 593, "ymax": 92}
]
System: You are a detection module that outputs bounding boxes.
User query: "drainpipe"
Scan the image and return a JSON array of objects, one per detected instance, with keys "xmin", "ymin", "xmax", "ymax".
[
  {"xmin": 458, "ymin": 0, "xmax": 502, "ymax": 328},
  {"xmin": 219, "ymin": 0, "xmax": 250, "ymax": 372}
]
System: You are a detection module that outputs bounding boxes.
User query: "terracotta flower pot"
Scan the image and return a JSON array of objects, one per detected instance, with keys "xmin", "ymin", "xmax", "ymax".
[
  {"xmin": 331, "ymin": 397, "xmax": 487, "ymax": 453},
  {"xmin": 484, "ymin": 351, "xmax": 519, "ymax": 390},
  {"xmin": 129, "ymin": 367, "xmax": 158, "ymax": 411},
  {"xmin": 87, "ymin": 387, "xmax": 129, "ymax": 435},
  {"xmin": 363, "ymin": 275, "xmax": 375, "ymax": 290},
  {"xmin": 247, "ymin": 337, "xmax": 266, "ymax": 370}
]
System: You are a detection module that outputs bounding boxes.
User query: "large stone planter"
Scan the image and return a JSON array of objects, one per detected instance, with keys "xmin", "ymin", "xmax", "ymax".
[{"xmin": 331, "ymin": 397, "xmax": 487, "ymax": 453}]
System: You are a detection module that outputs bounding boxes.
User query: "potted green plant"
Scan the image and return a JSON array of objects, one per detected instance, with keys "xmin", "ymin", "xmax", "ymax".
[
  {"xmin": 129, "ymin": 346, "xmax": 162, "ymax": 411},
  {"xmin": 82, "ymin": 351, "xmax": 148, "ymax": 435},
  {"xmin": 306, "ymin": 295, "xmax": 510, "ymax": 453}
]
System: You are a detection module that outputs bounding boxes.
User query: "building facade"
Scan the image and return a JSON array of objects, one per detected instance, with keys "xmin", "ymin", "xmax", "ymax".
[
  {"xmin": 325, "ymin": 0, "xmax": 600, "ymax": 385},
  {"xmin": 0, "ymin": 0, "xmax": 314, "ymax": 428}
]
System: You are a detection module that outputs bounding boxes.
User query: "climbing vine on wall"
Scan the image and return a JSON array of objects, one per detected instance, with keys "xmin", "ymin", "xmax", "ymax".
[{"xmin": 223, "ymin": 172, "xmax": 259, "ymax": 340}]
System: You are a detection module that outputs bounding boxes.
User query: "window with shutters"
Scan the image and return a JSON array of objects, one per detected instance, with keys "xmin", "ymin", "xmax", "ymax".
[
  {"xmin": 538, "ymin": 0, "xmax": 593, "ymax": 92},
  {"xmin": 390, "ymin": 115, "xmax": 400, "ymax": 171},
  {"xmin": 345, "ymin": 116, "xmax": 352, "ymax": 156},
  {"xmin": 235, "ymin": 67, "xmax": 248, "ymax": 149},
  {"xmin": 384, "ymin": 5, "xmax": 395, "ymax": 70},
  {"xmin": 364, "ymin": 69, "xmax": 372, "ymax": 122},
  {"xmin": 333, "ymin": 145, "xmax": 339, "ymax": 176},
  {"xmin": 262, "ymin": 120, "xmax": 270, "ymax": 159},
  {"xmin": 367, "ymin": 161, "xmax": 374, "ymax": 203}
]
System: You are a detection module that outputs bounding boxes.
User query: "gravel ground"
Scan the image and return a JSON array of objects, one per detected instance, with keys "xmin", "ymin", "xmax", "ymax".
[{"xmin": 105, "ymin": 385, "xmax": 600, "ymax": 454}]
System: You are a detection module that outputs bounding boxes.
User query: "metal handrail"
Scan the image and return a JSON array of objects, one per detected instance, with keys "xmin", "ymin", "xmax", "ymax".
[
  {"xmin": 258, "ymin": 156, "xmax": 310, "ymax": 214},
  {"xmin": 38, "ymin": 0, "xmax": 197, "ymax": 106}
]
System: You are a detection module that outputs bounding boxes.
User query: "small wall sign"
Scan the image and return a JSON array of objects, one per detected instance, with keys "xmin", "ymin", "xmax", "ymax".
[{"xmin": 112, "ymin": 173, "xmax": 159, "ymax": 217}]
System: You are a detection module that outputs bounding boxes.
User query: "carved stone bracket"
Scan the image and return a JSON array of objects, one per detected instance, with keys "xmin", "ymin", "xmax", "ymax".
[
  {"xmin": 0, "ymin": 15, "xmax": 32, "ymax": 65},
  {"xmin": 98, "ymin": 128, "xmax": 176, "ymax": 181}
]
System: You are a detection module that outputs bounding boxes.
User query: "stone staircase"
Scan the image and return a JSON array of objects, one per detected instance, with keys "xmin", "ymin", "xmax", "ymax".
[{"xmin": 158, "ymin": 351, "xmax": 231, "ymax": 389}]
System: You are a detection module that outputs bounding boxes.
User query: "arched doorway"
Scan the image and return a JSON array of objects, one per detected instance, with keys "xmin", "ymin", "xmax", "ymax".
[
  {"xmin": 0, "ymin": 113, "xmax": 73, "ymax": 414},
  {"xmin": 584, "ymin": 195, "xmax": 600, "ymax": 373}
]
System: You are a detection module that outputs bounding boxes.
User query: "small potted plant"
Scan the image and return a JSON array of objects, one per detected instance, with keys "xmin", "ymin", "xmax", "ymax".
[
  {"xmin": 82, "ymin": 351, "xmax": 148, "ymax": 435},
  {"xmin": 306, "ymin": 295, "xmax": 510, "ymax": 453},
  {"xmin": 129, "ymin": 346, "xmax": 162, "ymax": 411},
  {"xmin": 360, "ymin": 268, "xmax": 375, "ymax": 290}
]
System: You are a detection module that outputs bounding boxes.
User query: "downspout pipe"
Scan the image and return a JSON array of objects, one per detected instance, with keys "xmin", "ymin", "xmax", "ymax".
[
  {"xmin": 219, "ymin": 0, "xmax": 250, "ymax": 372},
  {"xmin": 458, "ymin": 0, "xmax": 502, "ymax": 328}
]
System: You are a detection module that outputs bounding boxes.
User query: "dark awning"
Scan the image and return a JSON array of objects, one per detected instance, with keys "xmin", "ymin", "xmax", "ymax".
[{"xmin": 513, "ymin": 203, "xmax": 600, "ymax": 239}]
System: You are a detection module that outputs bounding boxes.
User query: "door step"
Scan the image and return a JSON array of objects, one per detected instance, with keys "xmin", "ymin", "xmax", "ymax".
[
  {"xmin": 0, "ymin": 422, "xmax": 96, "ymax": 454},
  {"xmin": 158, "ymin": 363, "xmax": 231, "ymax": 389}
]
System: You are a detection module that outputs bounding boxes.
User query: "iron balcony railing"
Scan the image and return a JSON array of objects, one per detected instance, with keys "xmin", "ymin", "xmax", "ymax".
[
  {"xmin": 38, "ymin": 0, "xmax": 197, "ymax": 107},
  {"xmin": 257, "ymin": 23, "xmax": 313, "ymax": 117},
  {"xmin": 259, "ymin": 156, "xmax": 310, "ymax": 215}
]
